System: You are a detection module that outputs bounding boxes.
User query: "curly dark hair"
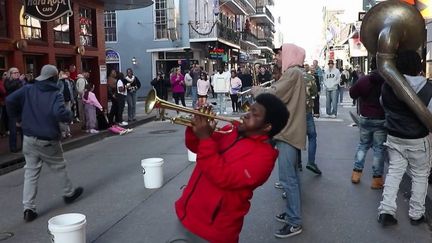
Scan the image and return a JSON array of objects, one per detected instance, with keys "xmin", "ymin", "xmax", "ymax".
[{"xmin": 255, "ymin": 93, "xmax": 289, "ymax": 137}]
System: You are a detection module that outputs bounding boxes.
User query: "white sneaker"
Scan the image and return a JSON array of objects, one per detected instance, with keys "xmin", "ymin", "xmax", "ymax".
[
  {"xmin": 119, "ymin": 121, "xmax": 128, "ymax": 126},
  {"xmin": 89, "ymin": 129, "xmax": 99, "ymax": 134}
]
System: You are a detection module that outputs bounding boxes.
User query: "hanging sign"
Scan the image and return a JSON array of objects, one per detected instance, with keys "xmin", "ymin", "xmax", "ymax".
[{"xmin": 24, "ymin": 0, "xmax": 73, "ymax": 22}]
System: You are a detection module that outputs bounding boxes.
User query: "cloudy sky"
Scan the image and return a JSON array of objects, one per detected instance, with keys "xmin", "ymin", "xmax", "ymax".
[{"xmin": 271, "ymin": 0, "xmax": 363, "ymax": 61}]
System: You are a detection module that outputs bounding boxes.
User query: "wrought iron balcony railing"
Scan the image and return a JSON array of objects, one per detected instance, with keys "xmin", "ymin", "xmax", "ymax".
[
  {"xmin": 254, "ymin": 5, "xmax": 275, "ymax": 24},
  {"xmin": 189, "ymin": 21, "xmax": 240, "ymax": 46}
]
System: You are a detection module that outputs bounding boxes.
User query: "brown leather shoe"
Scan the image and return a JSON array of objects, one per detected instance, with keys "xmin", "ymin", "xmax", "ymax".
[
  {"xmin": 351, "ymin": 170, "xmax": 362, "ymax": 184},
  {"xmin": 371, "ymin": 176, "xmax": 384, "ymax": 189}
]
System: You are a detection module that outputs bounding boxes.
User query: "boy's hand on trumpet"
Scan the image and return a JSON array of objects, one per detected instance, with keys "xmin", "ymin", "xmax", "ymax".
[{"xmin": 191, "ymin": 105, "xmax": 217, "ymax": 139}]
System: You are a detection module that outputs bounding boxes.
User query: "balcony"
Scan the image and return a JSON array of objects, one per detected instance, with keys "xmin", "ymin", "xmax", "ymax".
[
  {"xmin": 220, "ymin": 0, "xmax": 248, "ymax": 15},
  {"xmin": 250, "ymin": 5, "xmax": 274, "ymax": 26},
  {"xmin": 189, "ymin": 22, "xmax": 240, "ymax": 47},
  {"xmin": 257, "ymin": 37, "xmax": 275, "ymax": 50},
  {"xmin": 241, "ymin": 31, "xmax": 259, "ymax": 47}
]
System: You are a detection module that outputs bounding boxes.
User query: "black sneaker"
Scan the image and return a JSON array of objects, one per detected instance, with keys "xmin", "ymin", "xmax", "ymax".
[
  {"xmin": 378, "ymin": 213, "xmax": 398, "ymax": 226},
  {"xmin": 281, "ymin": 192, "xmax": 287, "ymax": 199},
  {"xmin": 274, "ymin": 223, "xmax": 302, "ymax": 238},
  {"xmin": 410, "ymin": 215, "xmax": 427, "ymax": 226},
  {"xmin": 23, "ymin": 209, "xmax": 38, "ymax": 222},
  {"xmin": 63, "ymin": 187, "xmax": 84, "ymax": 204},
  {"xmin": 275, "ymin": 212, "xmax": 288, "ymax": 223},
  {"xmin": 306, "ymin": 164, "xmax": 322, "ymax": 175}
]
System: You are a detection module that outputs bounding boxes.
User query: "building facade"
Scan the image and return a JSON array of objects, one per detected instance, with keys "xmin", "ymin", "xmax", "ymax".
[
  {"xmin": 0, "ymin": 0, "xmax": 109, "ymax": 105},
  {"xmin": 105, "ymin": 0, "xmax": 277, "ymax": 98}
]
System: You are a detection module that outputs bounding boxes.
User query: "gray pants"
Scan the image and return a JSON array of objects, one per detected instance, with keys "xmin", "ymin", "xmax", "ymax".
[
  {"xmin": 378, "ymin": 135, "xmax": 432, "ymax": 220},
  {"xmin": 166, "ymin": 221, "xmax": 208, "ymax": 243},
  {"xmin": 22, "ymin": 135, "xmax": 74, "ymax": 211}
]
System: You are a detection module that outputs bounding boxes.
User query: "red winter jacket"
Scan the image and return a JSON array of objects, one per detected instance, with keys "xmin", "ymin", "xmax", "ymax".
[{"xmin": 175, "ymin": 124, "xmax": 278, "ymax": 243}]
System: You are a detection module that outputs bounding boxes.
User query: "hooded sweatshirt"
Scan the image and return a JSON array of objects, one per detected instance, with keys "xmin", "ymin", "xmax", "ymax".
[
  {"xmin": 349, "ymin": 70, "xmax": 385, "ymax": 119},
  {"xmin": 323, "ymin": 67, "xmax": 341, "ymax": 91},
  {"xmin": 381, "ymin": 74, "xmax": 432, "ymax": 139},
  {"xmin": 6, "ymin": 80, "xmax": 72, "ymax": 140},
  {"xmin": 252, "ymin": 43, "xmax": 307, "ymax": 149}
]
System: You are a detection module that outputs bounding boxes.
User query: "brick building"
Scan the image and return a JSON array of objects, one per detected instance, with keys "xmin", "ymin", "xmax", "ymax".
[{"xmin": 0, "ymin": 0, "xmax": 107, "ymax": 105}]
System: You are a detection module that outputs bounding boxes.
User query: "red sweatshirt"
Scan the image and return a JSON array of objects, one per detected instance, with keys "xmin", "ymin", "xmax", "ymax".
[{"xmin": 175, "ymin": 125, "xmax": 278, "ymax": 243}]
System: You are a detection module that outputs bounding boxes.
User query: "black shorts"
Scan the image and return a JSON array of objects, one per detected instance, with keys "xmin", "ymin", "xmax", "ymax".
[{"xmin": 198, "ymin": 95, "xmax": 207, "ymax": 98}]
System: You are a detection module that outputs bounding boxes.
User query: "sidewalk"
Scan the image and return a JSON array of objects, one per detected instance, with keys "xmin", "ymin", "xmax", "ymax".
[{"xmin": 0, "ymin": 104, "xmax": 157, "ymax": 176}]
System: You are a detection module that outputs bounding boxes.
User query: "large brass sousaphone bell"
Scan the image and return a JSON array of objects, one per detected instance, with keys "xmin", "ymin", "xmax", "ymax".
[
  {"xmin": 145, "ymin": 89, "xmax": 241, "ymax": 131},
  {"xmin": 360, "ymin": 1, "xmax": 432, "ymax": 131}
]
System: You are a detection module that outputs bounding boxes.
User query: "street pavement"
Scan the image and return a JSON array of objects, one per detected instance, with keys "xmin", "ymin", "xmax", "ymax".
[{"xmin": 0, "ymin": 93, "xmax": 431, "ymax": 242}]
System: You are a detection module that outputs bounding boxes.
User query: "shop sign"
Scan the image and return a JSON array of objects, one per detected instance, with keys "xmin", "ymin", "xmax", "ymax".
[
  {"xmin": 106, "ymin": 49, "xmax": 120, "ymax": 63},
  {"xmin": 24, "ymin": 0, "xmax": 73, "ymax": 22},
  {"xmin": 209, "ymin": 48, "xmax": 225, "ymax": 59}
]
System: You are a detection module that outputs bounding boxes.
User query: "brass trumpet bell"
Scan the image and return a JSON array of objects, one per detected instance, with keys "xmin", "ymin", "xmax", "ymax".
[{"xmin": 145, "ymin": 89, "xmax": 241, "ymax": 130}]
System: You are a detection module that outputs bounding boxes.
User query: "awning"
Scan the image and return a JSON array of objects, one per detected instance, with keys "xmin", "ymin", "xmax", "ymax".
[
  {"xmin": 146, "ymin": 47, "xmax": 190, "ymax": 53},
  {"xmin": 100, "ymin": 0, "xmax": 154, "ymax": 10}
]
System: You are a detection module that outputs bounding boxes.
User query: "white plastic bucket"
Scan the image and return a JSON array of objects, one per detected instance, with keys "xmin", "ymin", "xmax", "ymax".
[
  {"xmin": 187, "ymin": 149, "xmax": 197, "ymax": 162},
  {"xmin": 48, "ymin": 213, "xmax": 86, "ymax": 243},
  {"xmin": 141, "ymin": 158, "xmax": 164, "ymax": 189}
]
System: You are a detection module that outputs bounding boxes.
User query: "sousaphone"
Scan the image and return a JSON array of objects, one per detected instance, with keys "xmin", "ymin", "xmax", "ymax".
[{"xmin": 360, "ymin": 0, "xmax": 432, "ymax": 131}]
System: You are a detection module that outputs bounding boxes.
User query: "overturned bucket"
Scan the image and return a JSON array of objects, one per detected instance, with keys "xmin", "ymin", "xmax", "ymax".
[
  {"xmin": 48, "ymin": 213, "xmax": 86, "ymax": 243},
  {"xmin": 141, "ymin": 158, "xmax": 164, "ymax": 189},
  {"xmin": 187, "ymin": 149, "xmax": 197, "ymax": 162}
]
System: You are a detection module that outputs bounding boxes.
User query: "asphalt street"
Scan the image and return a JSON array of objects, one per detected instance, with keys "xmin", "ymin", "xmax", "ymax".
[{"xmin": 0, "ymin": 94, "xmax": 431, "ymax": 242}]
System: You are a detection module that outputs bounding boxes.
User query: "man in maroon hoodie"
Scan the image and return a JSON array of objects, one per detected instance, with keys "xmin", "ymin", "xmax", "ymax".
[
  {"xmin": 349, "ymin": 57, "xmax": 387, "ymax": 189},
  {"xmin": 170, "ymin": 93, "xmax": 289, "ymax": 243}
]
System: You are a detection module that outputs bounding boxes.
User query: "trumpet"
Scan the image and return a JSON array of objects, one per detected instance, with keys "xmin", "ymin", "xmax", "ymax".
[
  {"xmin": 145, "ymin": 89, "xmax": 241, "ymax": 132},
  {"xmin": 237, "ymin": 79, "xmax": 275, "ymax": 96}
]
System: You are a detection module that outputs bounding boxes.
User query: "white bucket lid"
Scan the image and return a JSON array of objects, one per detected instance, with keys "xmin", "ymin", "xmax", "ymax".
[{"xmin": 141, "ymin": 158, "xmax": 164, "ymax": 167}]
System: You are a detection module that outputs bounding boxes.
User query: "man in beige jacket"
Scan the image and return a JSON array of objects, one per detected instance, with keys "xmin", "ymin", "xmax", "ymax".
[{"xmin": 251, "ymin": 43, "xmax": 306, "ymax": 238}]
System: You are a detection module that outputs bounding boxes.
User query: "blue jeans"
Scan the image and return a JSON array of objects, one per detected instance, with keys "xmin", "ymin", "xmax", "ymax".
[
  {"xmin": 127, "ymin": 91, "xmax": 137, "ymax": 121},
  {"xmin": 353, "ymin": 116, "xmax": 387, "ymax": 176},
  {"xmin": 191, "ymin": 86, "xmax": 198, "ymax": 109},
  {"xmin": 276, "ymin": 141, "xmax": 302, "ymax": 226},
  {"xmin": 216, "ymin": 93, "xmax": 227, "ymax": 114},
  {"xmin": 325, "ymin": 89, "xmax": 338, "ymax": 116},
  {"xmin": 338, "ymin": 85, "xmax": 344, "ymax": 103},
  {"xmin": 306, "ymin": 113, "xmax": 317, "ymax": 165}
]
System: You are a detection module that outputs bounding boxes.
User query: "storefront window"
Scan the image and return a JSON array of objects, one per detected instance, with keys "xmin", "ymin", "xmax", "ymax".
[
  {"xmin": 20, "ymin": 6, "xmax": 42, "ymax": 40},
  {"xmin": 79, "ymin": 7, "xmax": 94, "ymax": 46},
  {"xmin": 54, "ymin": 15, "xmax": 71, "ymax": 44},
  {"xmin": 0, "ymin": 0, "xmax": 7, "ymax": 37}
]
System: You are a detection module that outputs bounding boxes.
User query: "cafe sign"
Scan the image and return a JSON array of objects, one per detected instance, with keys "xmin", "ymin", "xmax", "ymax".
[{"xmin": 24, "ymin": 0, "xmax": 73, "ymax": 22}]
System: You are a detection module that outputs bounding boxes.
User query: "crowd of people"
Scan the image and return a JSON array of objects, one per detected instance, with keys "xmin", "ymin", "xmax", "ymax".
[
  {"xmin": 165, "ymin": 45, "xmax": 432, "ymax": 242},
  {"xmin": 0, "ymin": 65, "xmax": 141, "ymax": 153},
  {"xmin": 2, "ymin": 43, "xmax": 432, "ymax": 241}
]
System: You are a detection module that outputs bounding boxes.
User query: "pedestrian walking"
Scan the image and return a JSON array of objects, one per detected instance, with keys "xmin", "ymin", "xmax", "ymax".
[
  {"xmin": 349, "ymin": 57, "xmax": 387, "ymax": 189},
  {"xmin": 170, "ymin": 68, "xmax": 186, "ymax": 107},
  {"xmin": 378, "ymin": 50, "xmax": 432, "ymax": 226},
  {"xmin": 168, "ymin": 93, "xmax": 289, "ymax": 243},
  {"xmin": 229, "ymin": 70, "xmax": 242, "ymax": 113},
  {"xmin": 107, "ymin": 70, "xmax": 120, "ymax": 125},
  {"xmin": 76, "ymin": 71, "xmax": 89, "ymax": 128},
  {"xmin": 191, "ymin": 63, "xmax": 201, "ymax": 108},
  {"xmin": 0, "ymin": 72, "xmax": 7, "ymax": 136},
  {"xmin": 184, "ymin": 69, "xmax": 193, "ymax": 97},
  {"xmin": 58, "ymin": 71, "xmax": 74, "ymax": 138},
  {"xmin": 197, "ymin": 72, "xmax": 210, "ymax": 107},
  {"xmin": 303, "ymin": 64, "xmax": 321, "ymax": 175},
  {"xmin": 6, "ymin": 64, "xmax": 83, "ymax": 222},
  {"xmin": 116, "ymin": 72, "xmax": 128, "ymax": 126},
  {"xmin": 124, "ymin": 68, "xmax": 141, "ymax": 122},
  {"xmin": 4, "ymin": 67, "xmax": 25, "ymax": 152},
  {"xmin": 252, "ymin": 43, "xmax": 307, "ymax": 238},
  {"xmin": 212, "ymin": 66, "xmax": 230, "ymax": 114},
  {"xmin": 82, "ymin": 83, "xmax": 103, "ymax": 133},
  {"xmin": 323, "ymin": 60, "xmax": 341, "ymax": 118}
]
